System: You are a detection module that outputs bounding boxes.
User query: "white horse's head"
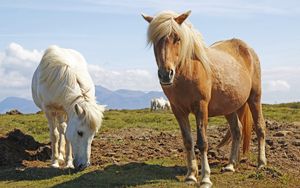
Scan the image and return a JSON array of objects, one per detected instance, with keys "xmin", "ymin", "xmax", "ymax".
[{"xmin": 66, "ymin": 103, "xmax": 104, "ymax": 170}]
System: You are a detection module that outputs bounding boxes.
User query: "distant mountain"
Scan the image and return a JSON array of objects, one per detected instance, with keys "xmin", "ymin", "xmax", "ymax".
[
  {"xmin": 0, "ymin": 97, "xmax": 39, "ymax": 114},
  {"xmin": 0, "ymin": 86, "xmax": 166, "ymax": 113},
  {"xmin": 95, "ymin": 86, "xmax": 166, "ymax": 109}
]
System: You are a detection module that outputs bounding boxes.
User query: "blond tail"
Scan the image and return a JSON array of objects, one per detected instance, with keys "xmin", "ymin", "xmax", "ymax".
[{"xmin": 238, "ymin": 103, "xmax": 253, "ymax": 154}]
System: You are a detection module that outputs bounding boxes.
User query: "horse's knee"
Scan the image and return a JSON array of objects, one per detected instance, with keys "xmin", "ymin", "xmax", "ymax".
[
  {"xmin": 197, "ymin": 140, "xmax": 208, "ymax": 153},
  {"xmin": 255, "ymin": 126, "xmax": 266, "ymax": 138},
  {"xmin": 183, "ymin": 138, "xmax": 193, "ymax": 151},
  {"xmin": 58, "ymin": 122, "xmax": 67, "ymax": 133},
  {"xmin": 231, "ymin": 126, "xmax": 242, "ymax": 140},
  {"xmin": 50, "ymin": 127, "xmax": 59, "ymax": 141}
]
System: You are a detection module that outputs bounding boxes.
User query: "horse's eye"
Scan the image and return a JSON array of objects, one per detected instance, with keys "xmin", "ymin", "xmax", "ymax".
[
  {"xmin": 174, "ymin": 36, "xmax": 180, "ymax": 43},
  {"xmin": 77, "ymin": 131, "xmax": 83, "ymax": 137}
]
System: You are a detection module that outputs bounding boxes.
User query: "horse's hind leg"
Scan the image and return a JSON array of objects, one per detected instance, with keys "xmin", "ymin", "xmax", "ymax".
[
  {"xmin": 172, "ymin": 108, "xmax": 198, "ymax": 184},
  {"xmin": 248, "ymin": 96, "xmax": 267, "ymax": 168},
  {"xmin": 57, "ymin": 114, "xmax": 73, "ymax": 168},
  {"xmin": 222, "ymin": 112, "xmax": 242, "ymax": 172},
  {"xmin": 45, "ymin": 111, "xmax": 60, "ymax": 168}
]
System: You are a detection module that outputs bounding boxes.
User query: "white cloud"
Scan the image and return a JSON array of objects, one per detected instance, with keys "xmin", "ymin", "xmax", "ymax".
[
  {"xmin": 0, "ymin": 43, "xmax": 161, "ymax": 101},
  {"xmin": 0, "ymin": 43, "xmax": 43, "ymax": 100},
  {"xmin": 264, "ymin": 80, "xmax": 290, "ymax": 92},
  {"xmin": 88, "ymin": 64, "xmax": 160, "ymax": 91},
  {"xmin": 262, "ymin": 67, "xmax": 300, "ymax": 103}
]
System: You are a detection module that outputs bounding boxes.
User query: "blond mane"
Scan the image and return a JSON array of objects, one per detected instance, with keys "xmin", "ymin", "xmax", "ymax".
[
  {"xmin": 37, "ymin": 46, "xmax": 104, "ymax": 132},
  {"xmin": 146, "ymin": 11, "xmax": 210, "ymax": 73}
]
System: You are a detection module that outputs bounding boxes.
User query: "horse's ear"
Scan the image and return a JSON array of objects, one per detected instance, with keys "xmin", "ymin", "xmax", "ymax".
[
  {"xmin": 74, "ymin": 104, "xmax": 85, "ymax": 118},
  {"xmin": 174, "ymin": 10, "xmax": 191, "ymax": 25},
  {"xmin": 141, "ymin": 13, "xmax": 153, "ymax": 23}
]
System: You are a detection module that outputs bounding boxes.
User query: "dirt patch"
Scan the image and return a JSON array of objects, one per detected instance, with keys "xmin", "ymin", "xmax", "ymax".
[
  {"xmin": 0, "ymin": 129, "xmax": 51, "ymax": 167},
  {"xmin": 90, "ymin": 119, "xmax": 300, "ymax": 177},
  {"xmin": 0, "ymin": 120, "xmax": 299, "ymax": 181}
]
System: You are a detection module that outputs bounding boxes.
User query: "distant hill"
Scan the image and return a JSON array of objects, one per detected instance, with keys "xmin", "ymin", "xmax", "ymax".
[
  {"xmin": 0, "ymin": 97, "xmax": 39, "ymax": 114},
  {"xmin": 0, "ymin": 86, "xmax": 166, "ymax": 113},
  {"xmin": 95, "ymin": 86, "xmax": 166, "ymax": 109}
]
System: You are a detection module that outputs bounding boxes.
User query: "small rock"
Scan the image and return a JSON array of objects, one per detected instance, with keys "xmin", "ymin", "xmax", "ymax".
[
  {"xmin": 278, "ymin": 140, "xmax": 286, "ymax": 145},
  {"xmin": 266, "ymin": 139, "xmax": 274, "ymax": 146},
  {"xmin": 292, "ymin": 140, "xmax": 300, "ymax": 146},
  {"xmin": 295, "ymin": 135, "xmax": 300, "ymax": 139},
  {"xmin": 273, "ymin": 131, "xmax": 293, "ymax": 137},
  {"xmin": 208, "ymin": 150, "xmax": 218, "ymax": 158},
  {"xmin": 177, "ymin": 148, "xmax": 183, "ymax": 152}
]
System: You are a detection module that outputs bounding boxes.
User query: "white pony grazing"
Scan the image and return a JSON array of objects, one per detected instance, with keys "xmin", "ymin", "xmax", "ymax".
[
  {"xmin": 151, "ymin": 97, "xmax": 171, "ymax": 111},
  {"xmin": 32, "ymin": 46, "xmax": 105, "ymax": 170}
]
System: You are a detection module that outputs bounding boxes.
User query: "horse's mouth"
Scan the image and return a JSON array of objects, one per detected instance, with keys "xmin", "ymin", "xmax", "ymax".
[{"xmin": 160, "ymin": 82, "xmax": 173, "ymax": 86}]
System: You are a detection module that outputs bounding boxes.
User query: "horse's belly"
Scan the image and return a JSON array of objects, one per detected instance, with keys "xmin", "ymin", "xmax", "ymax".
[{"xmin": 208, "ymin": 76, "xmax": 251, "ymax": 116}]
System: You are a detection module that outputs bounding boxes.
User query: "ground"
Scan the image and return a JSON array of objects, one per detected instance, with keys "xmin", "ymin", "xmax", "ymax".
[{"xmin": 0, "ymin": 104, "xmax": 299, "ymax": 188}]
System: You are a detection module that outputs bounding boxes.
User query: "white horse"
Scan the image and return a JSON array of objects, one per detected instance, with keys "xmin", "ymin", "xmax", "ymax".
[
  {"xmin": 32, "ymin": 46, "xmax": 105, "ymax": 170},
  {"xmin": 151, "ymin": 97, "xmax": 170, "ymax": 111}
]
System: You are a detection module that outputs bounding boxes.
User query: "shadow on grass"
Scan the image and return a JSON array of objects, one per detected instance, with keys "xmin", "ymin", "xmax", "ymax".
[
  {"xmin": 0, "ymin": 167, "xmax": 73, "ymax": 181},
  {"xmin": 53, "ymin": 162, "xmax": 185, "ymax": 187},
  {"xmin": 0, "ymin": 162, "xmax": 185, "ymax": 187}
]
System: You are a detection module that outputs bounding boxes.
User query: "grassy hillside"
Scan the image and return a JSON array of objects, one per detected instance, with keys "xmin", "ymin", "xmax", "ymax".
[{"xmin": 1, "ymin": 104, "xmax": 299, "ymax": 143}]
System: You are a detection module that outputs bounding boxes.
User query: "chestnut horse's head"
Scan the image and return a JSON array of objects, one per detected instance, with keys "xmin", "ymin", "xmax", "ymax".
[
  {"xmin": 142, "ymin": 11, "xmax": 191, "ymax": 86},
  {"xmin": 142, "ymin": 10, "xmax": 210, "ymax": 87}
]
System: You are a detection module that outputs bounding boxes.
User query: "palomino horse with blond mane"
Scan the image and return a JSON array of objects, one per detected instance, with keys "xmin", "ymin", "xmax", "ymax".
[
  {"xmin": 142, "ymin": 11, "xmax": 266, "ymax": 187},
  {"xmin": 32, "ymin": 46, "xmax": 105, "ymax": 170}
]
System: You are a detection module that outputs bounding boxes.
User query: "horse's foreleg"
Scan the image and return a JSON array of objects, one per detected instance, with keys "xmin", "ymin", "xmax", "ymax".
[
  {"xmin": 248, "ymin": 100, "xmax": 267, "ymax": 168},
  {"xmin": 45, "ymin": 112, "xmax": 60, "ymax": 168},
  {"xmin": 196, "ymin": 101, "xmax": 212, "ymax": 188},
  {"xmin": 173, "ymin": 108, "xmax": 198, "ymax": 184},
  {"xmin": 57, "ymin": 119, "xmax": 66, "ymax": 162},
  {"xmin": 222, "ymin": 113, "xmax": 242, "ymax": 172},
  {"xmin": 57, "ymin": 115, "xmax": 73, "ymax": 168}
]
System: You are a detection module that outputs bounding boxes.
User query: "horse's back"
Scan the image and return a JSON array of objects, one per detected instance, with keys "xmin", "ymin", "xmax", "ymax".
[
  {"xmin": 210, "ymin": 38, "xmax": 259, "ymax": 75},
  {"xmin": 32, "ymin": 46, "xmax": 95, "ymax": 111}
]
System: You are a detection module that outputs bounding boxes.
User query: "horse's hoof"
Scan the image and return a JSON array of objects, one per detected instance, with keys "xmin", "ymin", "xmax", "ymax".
[
  {"xmin": 221, "ymin": 164, "xmax": 235, "ymax": 173},
  {"xmin": 258, "ymin": 160, "xmax": 267, "ymax": 169},
  {"xmin": 200, "ymin": 182, "xmax": 212, "ymax": 188},
  {"xmin": 185, "ymin": 176, "xmax": 197, "ymax": 185},
  {"xmin": 58, "ymin": 154, "xmax": 65, "ymax": 162},
  {"xmin": 258, "ymin": 164, "xmax": 266, "ymax": 170},
  {"xmin": 65, "ymin": 163, "xmax": 74, "ymax": 169},
  {"xmin": 51, "ymin": 163, "xmax": 60, "ymax": 168}
]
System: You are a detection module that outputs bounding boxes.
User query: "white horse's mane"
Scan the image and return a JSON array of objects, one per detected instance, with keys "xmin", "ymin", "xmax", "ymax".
[
  {"xmin": 146, "ymin": 11, "xmax": 211, "ymax": 73},
  {"xmin": 38, "ymin": 46, "xmax": 104, "ymax": 131}
]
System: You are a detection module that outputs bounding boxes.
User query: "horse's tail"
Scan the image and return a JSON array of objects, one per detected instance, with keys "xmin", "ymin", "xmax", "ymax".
[
  {"xmin": 217, "ymin": 103, "xmax": 253, "ymax": 154},
  {"xmin": 238, "ymin": 103, "xmax": 253, "ymax": 154}
]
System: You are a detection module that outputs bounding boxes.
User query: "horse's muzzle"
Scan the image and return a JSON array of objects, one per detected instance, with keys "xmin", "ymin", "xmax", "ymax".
[
  {"xmin": 74, "ymin": 159, "xmax": 90, "ymax": 171},
  {"xmin": 158, "ymin": 68, "xmax": 175, "ymax": 86}
]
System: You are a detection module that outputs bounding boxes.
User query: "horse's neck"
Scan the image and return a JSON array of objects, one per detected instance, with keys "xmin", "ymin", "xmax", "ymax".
[
  {"xmin": 65, "ymin": 95, "xmax": 93, "ymax": 115},
  {"xmin": 177, "ymin": 57, "xmax": 210, "ymax": 80}
]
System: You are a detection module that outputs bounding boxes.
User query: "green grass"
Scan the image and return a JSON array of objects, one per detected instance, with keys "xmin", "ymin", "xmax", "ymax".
[{"xmin": 0, "ymin": 103, "xmax": 300, "ymax": 187}]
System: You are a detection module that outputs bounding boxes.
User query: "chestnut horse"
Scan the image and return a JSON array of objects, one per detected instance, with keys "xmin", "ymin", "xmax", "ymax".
[{"xmin": 142, "ymin": 10, "xmax": 266, "ymax": 187}]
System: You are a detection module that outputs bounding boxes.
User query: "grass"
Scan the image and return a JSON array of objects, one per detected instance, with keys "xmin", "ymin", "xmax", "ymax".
[{"xmin": 0, "ymin": 102, "xmax": 299, "ymax": 187}]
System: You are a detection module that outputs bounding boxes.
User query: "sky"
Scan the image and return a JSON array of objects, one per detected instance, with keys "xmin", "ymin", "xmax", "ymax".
[{"xmin": 0, "ymin": 0, "xmax": 299, "ymax": 103}]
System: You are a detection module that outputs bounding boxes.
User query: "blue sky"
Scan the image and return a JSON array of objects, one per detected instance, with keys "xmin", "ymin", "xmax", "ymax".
[{"xmin": 0, "ymin": 0, "xmax": 299, "ymax": 103}]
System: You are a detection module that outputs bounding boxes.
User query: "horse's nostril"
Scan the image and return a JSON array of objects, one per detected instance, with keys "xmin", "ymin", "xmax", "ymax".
[
  {"xmin": 158, "ymin": 70, "xmax": 164, "ymax": 79},
  {"xmin": 169, "ymin": 70, "xmax": 174, "ymax": 79}
]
